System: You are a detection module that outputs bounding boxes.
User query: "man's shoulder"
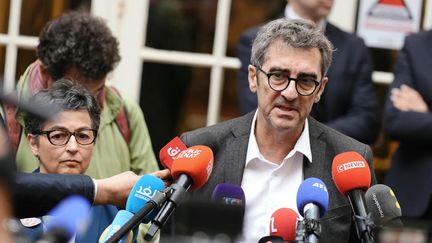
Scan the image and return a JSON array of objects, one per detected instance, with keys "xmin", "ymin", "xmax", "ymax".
[
  {"xmin": 310, "ymin": 117, "xmax": 368, "ymax": 149},
  {"xmin": 326, "ymin": 22, "xmax": 366, "ymax": 47},
  {"xmin": 404, "ymin": 30, "xmax": 432, "ymax": 47},
  {"xmin": 181, "ymin": 112, "xmax": 254, "ymax": 146}
]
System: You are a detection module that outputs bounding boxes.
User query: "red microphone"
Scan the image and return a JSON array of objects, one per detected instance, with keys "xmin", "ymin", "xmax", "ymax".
[
  {"xmin": 145, "ymin": 145, "xmax": 214, "ymax": 240},
  {"xmin": 332, "ymin": 151, "xmax": 375, "ymax": 243},
  {"xmin": 269, "ymin": 208, "xmax": 299, "ymax": 242},
  {"xmin": 159, "ymin": 137, "xmax": 187, "ymax": 170}
]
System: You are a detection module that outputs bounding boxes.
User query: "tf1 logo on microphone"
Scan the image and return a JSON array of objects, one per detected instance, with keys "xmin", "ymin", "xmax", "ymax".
[
  {"xmin": 312, "ymin": 182, "xmax": 328, "ymax": 192},
  {"xmin": 222, "ymin": 197, "xmax": 243, "ymax": 205},
  {"xmin": 337, "ymin": 160, "xmax": 366, "ymax": 172}
]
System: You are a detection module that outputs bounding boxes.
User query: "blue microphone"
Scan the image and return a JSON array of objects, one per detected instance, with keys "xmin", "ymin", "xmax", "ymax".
[
  {"xmin": 37, "ymin": 195, "xmax": 91, "ymax": 243},
  {"xmin": 296, "ymin": 178, "xmax": 329, "ymax": 243},
  {"xmin": 102, "ymin": 174, "xmax": 165, "ymax": 243},
  {"xmin": 100, "ymin": 210, "xmax": 134, "ymax": 243}
]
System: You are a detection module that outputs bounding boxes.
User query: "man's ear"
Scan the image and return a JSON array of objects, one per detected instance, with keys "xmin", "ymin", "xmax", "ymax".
[
  {"xmin": 38, "ymin": 62, "xmax": 54, "ymax": 87},
  {"xmin": 27, "ymin": 134, "xmax": 39, "ymax": 157},
  {"xmin": 314, "ymin": 77, "xmax": 328, "ymax": 103},
  {"xmin": 248, "ymin": 64, "xmax": 258, "ymax": 93}
]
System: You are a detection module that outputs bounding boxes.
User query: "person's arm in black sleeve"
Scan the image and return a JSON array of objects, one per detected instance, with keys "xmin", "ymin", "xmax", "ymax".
[
  {"xmin": 326, "ymin": 38, "xmax": 380, "ymax": 144},
  {"xmin": 12, "ymin": 172, "xmax": 94, "ymax": 218}
]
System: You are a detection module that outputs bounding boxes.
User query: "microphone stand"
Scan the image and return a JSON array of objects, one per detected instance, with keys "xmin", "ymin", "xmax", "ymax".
[
  {"xmin": 349, "ymin": 190, "xmax": 376, "ymax": 243},
  {"xmin": 295, "ymin": 218, "xmax": 321, "ymax": 243},
  {"xmin": 105, "ymin": 187, "xmax": 171, "ymax": 243}
]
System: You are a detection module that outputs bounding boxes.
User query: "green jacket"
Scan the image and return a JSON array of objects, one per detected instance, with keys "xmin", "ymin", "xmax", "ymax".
[{"xmin": 13, "ymin": 62, "xmax": 159, "ymax": 179}]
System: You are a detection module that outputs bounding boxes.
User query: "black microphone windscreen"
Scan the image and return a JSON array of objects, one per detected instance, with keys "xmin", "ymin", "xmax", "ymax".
[{"xmin": 365, "ymin": 184, "xmax": 403, "ymax": 227}]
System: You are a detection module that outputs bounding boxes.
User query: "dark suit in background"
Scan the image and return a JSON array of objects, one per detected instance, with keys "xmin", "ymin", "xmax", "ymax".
[
  {"xmin": 383, "ymin": 30, "xmax": 432, "ymax": 219},
  {"xmin": 180, "ymin": 112, "xmax": 377, "ymax": 243},
  {"xmin": 237, "ymin": 22, "xmax": 380, "ymax": 144}
]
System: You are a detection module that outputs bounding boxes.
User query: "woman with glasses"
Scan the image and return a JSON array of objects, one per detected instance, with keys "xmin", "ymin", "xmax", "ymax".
[{"xmin": 21, "ymin": 78, "xmax": 121, "ymax": 242}]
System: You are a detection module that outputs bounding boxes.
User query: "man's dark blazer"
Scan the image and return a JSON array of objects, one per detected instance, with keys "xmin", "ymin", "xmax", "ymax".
[
  {"xmin": 383, "ymin": 30, "xmax": 432, "ymax": 218},
  {"xmin": 236, "ymin": 20, "xmax": 380, "ymax": 144},
  {"xmin": 12, "ymin": 173, "xmax": 94, "ymax": 218},
  {"xmin": 180, "ymin": 112, "xmax": 377, "ymax": 243}
]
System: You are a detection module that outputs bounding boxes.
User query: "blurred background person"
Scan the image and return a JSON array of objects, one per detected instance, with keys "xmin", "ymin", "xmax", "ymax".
[
  {"xmin": 383, "ymin": 29, "xmax": 432, "ymax": 221},
  {"xmin": 237, "ymin": 0, "xmax": 380, "ymax": 144},
  {"xmin": 2, "ymin": 11, "xmax": 158, "ymax": 179}
]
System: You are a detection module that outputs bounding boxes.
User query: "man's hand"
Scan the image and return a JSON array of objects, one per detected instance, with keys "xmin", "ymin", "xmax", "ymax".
[
  {"xmin": 94, "ymin": 171, "xmax": 139, "ymax": 208},
  {"xmin": 94, "ymin": 169, "xmax": 172, "ymax": 208},
  {"xmin": 390, "ymin": 84, "xmax": 429, "ymax": 113},
  {"xmin": 151, "ymin": 168, "xmax": 172, "ymax": 187}
]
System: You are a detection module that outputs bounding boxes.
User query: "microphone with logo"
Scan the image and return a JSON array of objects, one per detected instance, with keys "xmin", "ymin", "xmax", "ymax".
[
  {"xmin": 159, "ymin": 136, "xmax": 188, "ymax": 170},
  {"xmin": 332, "ymin": 151, "xmax": 375, "ymax": 243},
  {"xmin": 295, "ymin": 177, "xmax": 329, "ymax": 243},
  {"xmin": 176, "ymin": 183, "xmax": 245, "ymax": 238},
  {"xmin": 365, "ymin": 184, "xmax": 403, "ymax": 228},
  {"xmin": 145, "ymin": 145, "xmax": 214, "ymax": 241},
  {"xmin": 36, "ymin": 195, "xmax": 91, "ymax": 243},
  {"xmin": 267, "ymin": 207, "xmax": 299, "ymax": 242},
  {"xmin": 100, "ymin": 174, "xmax": 164, "ymax": 243}
]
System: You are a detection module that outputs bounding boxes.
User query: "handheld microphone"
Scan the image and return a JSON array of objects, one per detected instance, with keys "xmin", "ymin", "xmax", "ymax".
[
  {"xmin": 159, "ymin": 136, "xmax": 187, "ymax": 170},
  {"xmin": 257, "ymin": 235, "xmax": 284, "ymax": 243},
  {"xmin": 269, "ymin": 208, "xmax": 299, "ymax": 242},
  {"xmin": 332, "ymin": 151, "xmax": 375, "ymax": 243},
  {"xmin": 125, "ymin": 174, "xmax": 165, "ymax": 224},
  {"xmin": 211, "ymin": 183, "xmax": 245, "ymax": 206},
  {"xmin": 145, "ymin": 145, "xmax": 214, "ymax": 241},
  {"xmin": 98, "ymin": 210, "xmax": 134, "ymax": 243},
  {"xmin": 296, "ymin": 177, "xmax": 329, "ymax": 243},
  {"xmin": 36, "ymin": 195, "xmax": 91, "ymax": 243},
  {"xmin": 365, "ymin": 184, "xmax": 403, "ymax": 228},
  {"xmin": 101, "ymin": 174, "xmax": 164, "ymax": 243}
]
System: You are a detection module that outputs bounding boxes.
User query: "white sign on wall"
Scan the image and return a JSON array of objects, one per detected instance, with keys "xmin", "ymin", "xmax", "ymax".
[{"xmin": 356, "ymin": 0, "xmax": 423, "ymax": 50}]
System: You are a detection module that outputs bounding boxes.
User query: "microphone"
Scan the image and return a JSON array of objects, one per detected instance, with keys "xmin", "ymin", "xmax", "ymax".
[
  {"xmin": 145, "ymin": 145, "xmax": 214, "ymax": 241},
  {"xmin": 159, "ymin": 136, "xmax": 187, "ymax": 170},
  {"xmin": 175, "ymin": 183, "xmax": 245, "ymax": 237},
  {"xmin": 36, "ymin": 195, "xmax": 91, "ymax": 243},
  {"xmin": 365, "ymin": 184, "xmax": 403, "ymax": 228},
  {"xmin": 296, "ymin": 177, "xmax": 329, "ymax": 243},
  {"xmin": 257, "ymin": 235, "xmax": 284, "ymax": 243},
  {"xmin": 211, "ymin": 183, "xmax": 245, "ymax": 206},
  {"xmin": 125, "ymin": 174, "xmax": 165, "ymax": 224},
  {"xmin": 98, "ymin": 210, "xmax": 134, "ymax": 243},
  {"xmin": 269, "ymin": 208, "xmax": 299, "ymax": 242},
  {"xmin": 101, "ymin": 174, "xmax": 164, "ymax": 243},
  {"xmin": 332, "ymin": 151, "xmax": 375, "ymax": 243}
]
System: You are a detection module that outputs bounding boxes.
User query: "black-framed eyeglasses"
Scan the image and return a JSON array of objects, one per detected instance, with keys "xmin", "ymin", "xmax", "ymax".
[
  {"xmin": 38, "ymin": 128, "xmax": 97, "ymax": 146},
  {"xmin": 255, "ymin": 66, "xmax": 321, "ymax": 96}
]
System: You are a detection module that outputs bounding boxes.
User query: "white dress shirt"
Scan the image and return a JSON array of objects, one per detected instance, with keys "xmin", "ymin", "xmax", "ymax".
[{"xmin": 236, "ymin": 111, "xmax": 312, "ymax": 243}]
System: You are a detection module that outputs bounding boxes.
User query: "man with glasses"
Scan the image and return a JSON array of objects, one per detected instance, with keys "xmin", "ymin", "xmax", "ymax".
[
  {"xmin": 237, "ymin": 0, "xmax": 380, "ymax": 145},
  {"xmin": 178, "ymin": 18, "xmax": 376, "ymax": 243}
]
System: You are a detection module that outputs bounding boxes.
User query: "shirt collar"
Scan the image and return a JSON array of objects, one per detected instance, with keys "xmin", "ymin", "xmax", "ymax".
[
  {"xmin": 246, "ymin": 110, "xmax": 312, "ymax": 167},
  {"xmin": 284, "ymin": 4, "xmax": 326, "ymax": 30}
]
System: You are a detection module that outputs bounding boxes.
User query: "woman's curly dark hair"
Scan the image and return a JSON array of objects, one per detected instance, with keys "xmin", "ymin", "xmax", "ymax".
[{"xmin": 37, "ymin": 11, "xmax": 121, "ymax": 82}]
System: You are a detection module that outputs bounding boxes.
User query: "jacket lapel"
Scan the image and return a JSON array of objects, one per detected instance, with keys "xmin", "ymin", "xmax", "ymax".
[{"xmin": 304, "ymin": 117, "xmax": 329, "ymax": 182}]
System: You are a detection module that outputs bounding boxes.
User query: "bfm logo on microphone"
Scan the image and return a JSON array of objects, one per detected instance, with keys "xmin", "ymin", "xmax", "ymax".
[
  {"xmin": 337, "ymin": 160, "xmax": 366, "ymax": 172},
  {"xmin": 176, "ymin": 148, "xmax": 202, "ymax": 159}
]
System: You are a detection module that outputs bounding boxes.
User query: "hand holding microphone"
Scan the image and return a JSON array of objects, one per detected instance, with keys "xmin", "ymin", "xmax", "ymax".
[
  {"xmin": 295, "ymin": 177, "xmax": 329, "ymax": 243},
  {"xmin": 332, "ymin": 151, "xmax": 375, "ymax": 243},
  {"xmin": 101, "ymin": 174, "xmax": 164, "ymax": 243},
  {"xmin": 145, "ymin": 145, "xmax": 214, "ymax": 241}
]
